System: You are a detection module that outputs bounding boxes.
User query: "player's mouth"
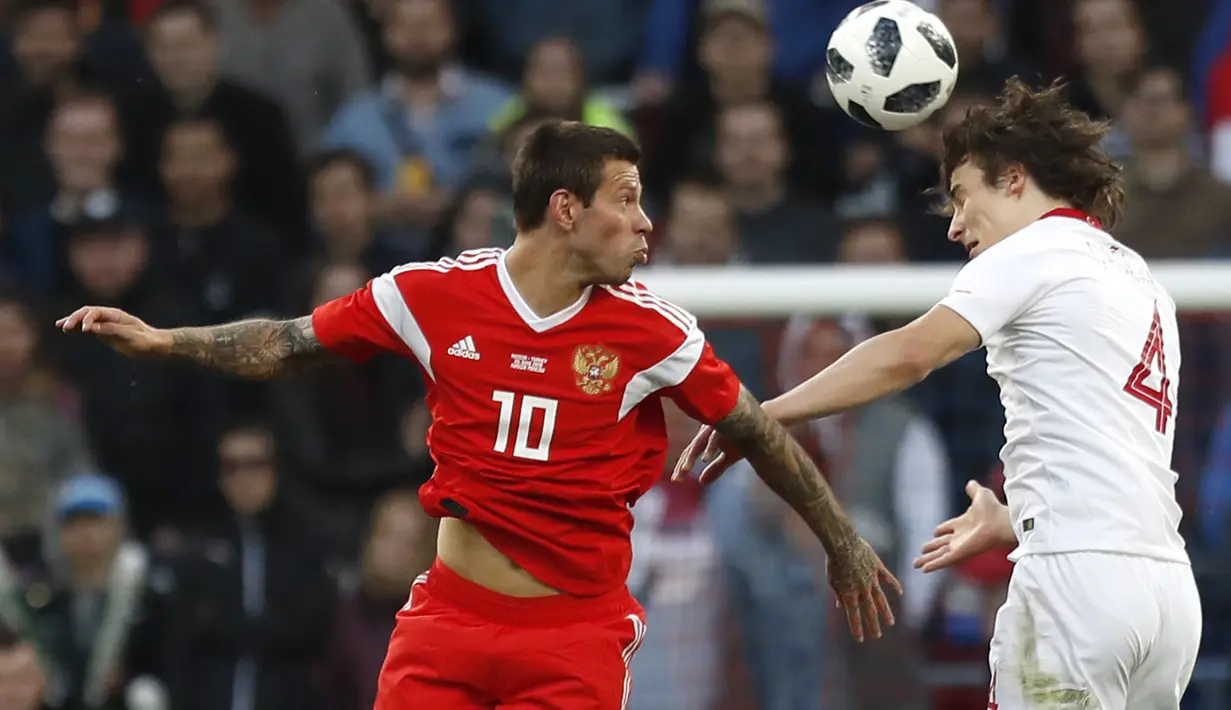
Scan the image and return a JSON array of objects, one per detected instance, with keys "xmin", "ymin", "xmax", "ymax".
[
  {"xmin": 633, "ymin": 249, "xmax": 649, "ymax": 265},
  {"xmin": 965, "ymin": 240, "xmax": 980, "ymax": 258}
]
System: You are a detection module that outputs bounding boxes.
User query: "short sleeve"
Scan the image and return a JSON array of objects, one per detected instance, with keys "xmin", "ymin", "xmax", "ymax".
[
  {"xmin": 619, "ymin": 325, "xmax": 742, "ymax": 425},
  {"xmin": 937, "ymin": 243, "xmax": 1056, "ymax": 343},
  {"xmin": 311, "ymin": 269, "xmax": 424, "ymax": 364}
]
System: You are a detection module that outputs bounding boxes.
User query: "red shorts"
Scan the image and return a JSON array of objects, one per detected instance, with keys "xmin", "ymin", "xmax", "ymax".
[{"xmin": 374, "ymin": 559, "xmax": 647, "ymax": 709}]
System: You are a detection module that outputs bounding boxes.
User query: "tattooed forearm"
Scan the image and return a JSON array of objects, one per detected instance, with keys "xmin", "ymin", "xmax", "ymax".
[
  {"xmin": 166, "ymin": 316, "xmax": 336, "ymax": 379},
  {"xmin": 714, "ymin": 387, "xmax": 859, "ymax": 555}
]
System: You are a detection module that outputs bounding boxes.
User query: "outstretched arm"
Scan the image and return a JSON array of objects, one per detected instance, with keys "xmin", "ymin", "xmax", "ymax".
[
  {"xmin": 714, "ymin": 386, "xmax": 858, "ymax": 554},
  {"xmin": 164, "ymin": 316, "xmax": 338, "ymax": 378},
  {"xmin": 765, "ymin": 305, "xmax": 980, "ymax": 425},
  {"xmin": 57, "ymin": 306, "xmax": 339, "ymax": 379}
]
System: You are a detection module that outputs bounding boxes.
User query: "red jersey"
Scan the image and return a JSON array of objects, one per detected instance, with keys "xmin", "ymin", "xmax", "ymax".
[{"xmin": 311, "ymin": 248, "xmax": 742, "ymax": 596}]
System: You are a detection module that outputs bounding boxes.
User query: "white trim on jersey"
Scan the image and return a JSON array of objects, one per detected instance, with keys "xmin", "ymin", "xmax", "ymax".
[
  {"xmin": 601, "ymin": 281, "xmax": 697, "ymax": 334},
  {"xmin": 369, "ymin": 252, "xmax": 501, "ymax": 380},
  {"xmin": 620, "ymin": 614, "xmax": 647, "ymax": 710},
  {"xmin": 619, "ymin": 326, "xmax": 706, "ymax": 420}
]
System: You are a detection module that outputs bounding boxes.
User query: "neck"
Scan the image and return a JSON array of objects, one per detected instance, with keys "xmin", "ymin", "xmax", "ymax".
[
  {"xmin": 397, "ymin": 71, "xmax": 444, "ymax": 105},
  {"xmin": 172, "ymin": 196, "xmax": 230, "ymax": 228},
  {"xmin": 1131, "ymin": 146, "xmax": 1189, "ymax": 190},
  {"xmin": 709, "ymin": 72, "xmax": 768, "ymax": 105},
  {"xmin": 503, "ymin": 237, "xmax": 589, "ymax": 317},
  {"xmin": 69, "ymin": 560, "xmax": 111, "ymax": 590},
  {"xmin": 727, "ymin": 181, "xmax": 784, "ymax": 213},
  {"xmin": 169, "ymin": 81, "xmax": 216, "ymax": 112}
]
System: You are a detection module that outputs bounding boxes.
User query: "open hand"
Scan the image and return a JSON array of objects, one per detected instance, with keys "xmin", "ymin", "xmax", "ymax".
[
  {"xmin": 56, "ymin": 306, "xmax": 171, "ymax": 357},
  {"xmin": 827, "ymin": 536, "xmax": 903, "ymax": 642},
  {"xmin": 913, "ymin": 480, "xmax": 1013, "ymax": 573},
  {"xmin": 671, "ymin": 425, "xmax": 744, "ymax": 484}
]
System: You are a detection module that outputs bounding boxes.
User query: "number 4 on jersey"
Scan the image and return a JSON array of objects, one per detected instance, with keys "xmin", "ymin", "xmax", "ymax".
[{"xmin": 1122, "ymin": 305, "xmax": 1174, "ymax": 435}]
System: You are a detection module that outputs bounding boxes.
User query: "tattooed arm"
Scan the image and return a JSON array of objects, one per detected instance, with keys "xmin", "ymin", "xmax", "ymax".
[
  {"xmin": 712, "ymin": 386, "xmax": 858, "ymax": 554},
  {"xmin": 711, "ymin": 386, "xmax": 902, "ymax": 642},
  {"xmin": 56, "ymin": 306, "xmax": 338, "ymax": 379},
  {"xmin": 164, "ymin": 316, "xmax": 337, "ymax": 378}
]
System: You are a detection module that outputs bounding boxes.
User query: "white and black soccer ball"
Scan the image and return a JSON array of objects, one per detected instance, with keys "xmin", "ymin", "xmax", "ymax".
[{"xmin": 825, "ymin": 0, "xmax": 959, "ymax": 131}]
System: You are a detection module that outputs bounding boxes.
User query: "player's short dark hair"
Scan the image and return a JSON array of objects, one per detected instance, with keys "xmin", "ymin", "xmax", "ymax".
[
  {"xmin": 510, "ymin": 120, "xmax": 641, "ymax": 232},
  {"xmin": 306, "ymin": 149, "xmax": 377, "ymax": 192},
  {"xmin": 939, "ymin": 77, "xmax": 1125, "ymax": 226},
  {"xmin": 147, "ymin": 0, "xmax": 217, "ymax": 33}
]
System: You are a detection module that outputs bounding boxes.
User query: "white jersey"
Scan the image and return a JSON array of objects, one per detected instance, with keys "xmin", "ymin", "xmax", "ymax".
[{"xmin": 938, "ymin": 211, "xmax": 1188, "ymax": 564}]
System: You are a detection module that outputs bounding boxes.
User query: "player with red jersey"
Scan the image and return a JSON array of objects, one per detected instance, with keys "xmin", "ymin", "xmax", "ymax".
[{"xmin": 58, "ymin": 120, "xmax": 900, "ymax": 708}]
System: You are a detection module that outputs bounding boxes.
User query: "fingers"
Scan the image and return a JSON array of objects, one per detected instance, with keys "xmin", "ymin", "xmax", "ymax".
[
  {"xmin": 701, "ymin": 430, "xmax": 722, "ymax": 461},
  {"xmin": 697, "ymin": 453, "xmax": 734, "ymax": 485},
  {"xmin": 671, "ymin": 428, "xmax": 711, "ymax": 481},
  {"xmin": 880, "ymin": 565, "xmax": 904, "ymax": 596},
  {"xmin": 965, "ymin": 479, "xmax": 986, "ymax": 499},
  {"xmin": 919, "ymin": 533, "xmax": 953, "ymax": 556},
  {"xmin": 915, "ymin": 546, "xmax": 959, "ymax": 573},
  {"xmin": 57, "ymin": 306, "xmax": 119, "ymax": 333},
  {"xmin": 871, "ymin": 582, "xmax": 896, "ymax": 632},
  {"xmin": 933, "ymin": 517, "xmax": 960, "ymax": 536},
  {"xmin": 841, "ymin": 594, "xmax": 865, "ymax": 643},
  {"xmin": 860, "ymin": 591, "xmax": 882, "ymax": 639}
]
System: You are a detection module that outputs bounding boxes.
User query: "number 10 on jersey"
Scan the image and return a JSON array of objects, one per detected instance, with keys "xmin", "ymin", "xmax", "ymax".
[{"xmin": 492, "ymin": 391, "xmax": 558, "ymax": 461}]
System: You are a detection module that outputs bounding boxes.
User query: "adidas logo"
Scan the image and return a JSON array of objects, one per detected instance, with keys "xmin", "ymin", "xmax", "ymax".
[{"xmin": 447, "ymin": 336, "xmax": 481, "ymax": 360}]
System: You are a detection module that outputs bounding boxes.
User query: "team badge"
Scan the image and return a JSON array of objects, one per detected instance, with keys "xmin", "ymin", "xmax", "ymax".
[{"xmin": 573, "ymin": 345, "xmax": 620, "ymax": 395}]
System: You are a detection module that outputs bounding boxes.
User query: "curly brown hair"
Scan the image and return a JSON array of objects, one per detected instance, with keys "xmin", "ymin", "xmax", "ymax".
[{"xmin": 939, "ymin": 77, "xmax": 1125, "ymax": 226}]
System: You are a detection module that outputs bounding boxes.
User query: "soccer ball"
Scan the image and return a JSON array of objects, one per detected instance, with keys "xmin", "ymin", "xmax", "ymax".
[{"xmin": 825, "ymin": 0, "xmax": 959, "ymax": 131}]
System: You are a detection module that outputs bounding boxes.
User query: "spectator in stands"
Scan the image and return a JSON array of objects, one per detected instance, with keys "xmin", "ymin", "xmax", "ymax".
[
  {"xmin": 0, "ymin": 288, "xmax": 92, "ymax": 570},
  {"xmin": 1067, "ymin": 0, "xmax": 1145, "ymax": 160},
  {"xmin": 713, "ymin": 101, "xmax": 839, "ymax": 263},
  {"xmin": 272, "ymin": 263, "xmax": 422, "ymax": 550},
  {"xmin": 651, "ymin": 176, "xmax": 739, "ymax": 265},
  {"xmin": 324, "ymin": 489, "xmax": 435, "ymax": 710},
  {"xmin": 837, "ymin": 217, "xmax": 909, "ymax": 264},
  {"xmin": 55, "ymin": 207, "xmax": 221, "ymax": 538},
  {"xmin": 7, "ymin": 92, "xmax": 146, "ymax": 296},
  {"xmin": 0, "ymin": 0, "xmax": 87, "ymax": 214},
  {"xmin": 1116, "ymin": 64, "xmax": 1231, "ymax": 259},
  {"xmin": 306, "ymin": 149, "xmax": 418, "ymax": 272},
  {"xmin": 645, "ymin": 0, "xmax": 844, "ymax": 201},
  {"xmin": 938, "ymin": 0, "xmax": 1029, "ymax": 92},
  {"xmin": 635, "ymin": 0, "xmax": 850, "ymax": 103},
  {"xmin": 0, "ymin": 629, "xmax": 47, "ymax": 710},
  {"xmin": 459, "ymin": 0, "xmax": 647, "ymax": 86},
  {"xmin": 4, "ymin": 473, "xmax": 172, "ymax": 710},
  {"xmin": 325, "ymin": 0, "xmax": 509, "ymax": 237},
  {"xmin": 489, "ymin": 37, "xmax": 634, "ymax": 138},
  {"xmin": 427, "ymin": 183, "xmax": 515, "ymax": 258},
  {"xmin": 128, "ymin": 0, "xmax": 302, "ymax": 241},
  {"xmin": 627, "ymin": 400, "xmax": 723, "ymax": 710},
  {"xmin": 212, "ymin": 0, "xmax": 370, "ymax": 149},
  {"xmin": 169, "ymin": 422, "xmax": 337, "ymax": 710},
  {"xmin": 791, "ymin": 316, "xmax": 946, "ymax": 710},
  {"xmin": 153, "ymin": 118, "xmax": 284, "ymax": 324}
]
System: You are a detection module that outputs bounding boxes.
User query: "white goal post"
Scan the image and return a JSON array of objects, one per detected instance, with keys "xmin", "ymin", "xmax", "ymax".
[{"xmin": 637, "ymin": 261, "xmax": 1231, "ymax": 316}]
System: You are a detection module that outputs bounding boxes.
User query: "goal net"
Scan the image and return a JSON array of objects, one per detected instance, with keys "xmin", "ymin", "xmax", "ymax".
[{"xmin": 623, "ymin": 263, "xmax": 1231, "ymax": 710}]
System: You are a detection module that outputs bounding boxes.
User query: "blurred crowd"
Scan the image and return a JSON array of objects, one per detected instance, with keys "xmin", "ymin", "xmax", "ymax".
[{"xmin": 0, "ymin": 0, "xmax": 1230, "ymax": 707}]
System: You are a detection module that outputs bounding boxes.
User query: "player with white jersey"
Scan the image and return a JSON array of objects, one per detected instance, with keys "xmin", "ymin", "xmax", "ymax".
[{"xmin": 677, "ymin": 78, "xmax": 1202, "ymax": 710}]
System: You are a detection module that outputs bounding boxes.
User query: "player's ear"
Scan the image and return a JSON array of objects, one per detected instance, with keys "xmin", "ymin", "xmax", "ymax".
[
  {"xmin": 548, "ymin": 189, "xmax": 578, "ymax": 231},
  {"xmin": 1003, "ymin": 164, "xmax": 1027, "ymax": 198}
]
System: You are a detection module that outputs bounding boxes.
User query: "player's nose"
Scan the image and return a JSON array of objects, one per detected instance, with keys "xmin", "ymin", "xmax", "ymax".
[
  {"xmin": 634, "ymin": 206, "xmax": 652, "ymax": 236},
  {"xmin": 947, "ymin": 217, "xmax": 964, "ymax": 243}
]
